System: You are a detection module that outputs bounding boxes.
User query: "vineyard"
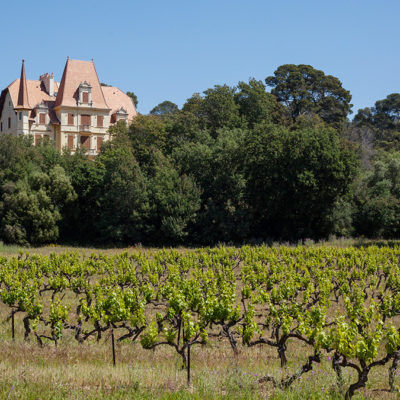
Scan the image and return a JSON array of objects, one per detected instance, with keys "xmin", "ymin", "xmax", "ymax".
[{"xmin": 2, "ymin": 245, "xmax": 400, "ymax": 399}]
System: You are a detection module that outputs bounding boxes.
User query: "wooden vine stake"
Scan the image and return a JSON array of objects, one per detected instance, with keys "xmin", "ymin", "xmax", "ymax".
[
  {"xmin": 111, "ymin": 328, "xmax": 116, "ymax": 367},
  {"xmin": 11, "ymin": 312, "xmax": 15, "ymax": 341},
  {"xmin": 187, "ymin": 344, "xmax": 191, "ymax": 386},
  {"xmin": 177, "ymin": 319, "xmax": 181, "ymax": 346}
]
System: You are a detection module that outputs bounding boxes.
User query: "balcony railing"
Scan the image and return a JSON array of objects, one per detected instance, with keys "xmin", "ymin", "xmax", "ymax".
[
  {"xmin": 79, "ymin": 124, "xmax": 91, "ymax": 132},
  {"xmin": 70, "ymin": 148, "xmax": 98, "ymax": 156}
]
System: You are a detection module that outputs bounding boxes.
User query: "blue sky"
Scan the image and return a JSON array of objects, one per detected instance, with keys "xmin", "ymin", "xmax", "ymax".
[{"xmin": 1, "ymin": 0, "xmax": 399, "ymax": 116}]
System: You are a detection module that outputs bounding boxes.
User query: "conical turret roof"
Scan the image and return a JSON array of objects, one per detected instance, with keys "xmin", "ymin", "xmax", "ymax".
[{"xmin": 15, "ymin": 59, "xmax": 30, "ymax": 110}]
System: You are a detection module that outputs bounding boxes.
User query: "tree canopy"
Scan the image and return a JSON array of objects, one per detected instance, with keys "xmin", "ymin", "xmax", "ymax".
[
  {"xmin": 353, "ymin": 93, "xmax": 400, "ymax": 150},
  {"xmin": 127, "ymin": 91, "xmax": 139, "ymax": 107},
  {"xmin": 265, "ymin": 64, "xmax": 352, "ymax": 126},
  {"xmin": 150, "ymin": 100, "xmax": 179, "ymax": 116}
]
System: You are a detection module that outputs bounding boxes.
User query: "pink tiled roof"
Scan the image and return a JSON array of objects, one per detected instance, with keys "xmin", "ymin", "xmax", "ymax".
[
  {"xmin": 8, "ymin": 79, "xmax": 58, "ymax": 109},
  {"xmin": 8, "ymin": 79, "xmax": 60, "ymax": 124},
  {"xmin": 101, "ymin": 86, "xmax": 137, "ymax": 121},
  {"xmin": 55, "ymin": 59, "xmax": 109, "ymax": 109}
]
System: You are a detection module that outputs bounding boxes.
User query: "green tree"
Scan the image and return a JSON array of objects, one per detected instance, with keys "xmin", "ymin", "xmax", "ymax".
[
  {"xmin": 0, "ymin": 136, "xmax": 76, "ymax": 245},
  {"xmin": 353, "ymin": 153, "xmax": 400, "ymax": 238},
  {"xmin": 182, "ymin": 93, "xmax": 204, "ymax": 117},
  {"xmin": 245, "ymin": 124, "xmax": 357, "ymax": 240},
  {"xmin": 126, "ymin": 115, "xmax": 170, "ymax": 166},
  {"xmin": 150, "ymin": 100, "xmax": 179, "ymax": 116},
  {"xmin": 59, "ymin": 148, "xmax": 104, "ymax": 243},
  {"xmin": 202, "ymin": 85, "xmax": 242, "ymax": 131},
  {"xmin": 127, "ymin": 91, "xmax": 139, "ymax": 107},
  {"xmin": 353, "ymin": 94, "xmax": 400, "ymax": 150},
  {"xmin": 266, "ymin": 64, "xmax": 352, "ymax": 126},
  {"xmin": 0, "ymin": 165, "xmax": 76, "ymax": 245},
  {"xmin": 95, "ymin": 134, "xmax": 150, "ymax": 244},
  {"xmin": 235, "ymin": 78, "xmax": 287, "ymax": 128},
  {"xmin": 146, "ymin": 152, "xmax": 201, "ymax": 243},
  {"xmin": 93, "ymin": 131, "xmax": 201, "ymax": 245},
  {"xmin": 182, "ymin": 85, "xmax": 242, "ymax": 133},
  {"xmin": 371, "ymin": 93, "xmax": 400, "ymax": 130},
  {"xmin": 173, "ymin": 128, "xmax": 249, "ymax": 243}
]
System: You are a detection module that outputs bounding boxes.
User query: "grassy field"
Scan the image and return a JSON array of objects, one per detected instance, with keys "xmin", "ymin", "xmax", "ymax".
[
  {"xmin": 0, "ymin": 326, "xmax": 397, "ymax": 400},
  {"xmin": 0, "ymin": 237, "xmax": 398, "ymax": 256},
  {"xmin": 0, "ymin": 241, "xmax": 400, "ymax": 399},
  {"xmin": 0, "ymin": 327, "xmax": 397, "ymax": 400}
]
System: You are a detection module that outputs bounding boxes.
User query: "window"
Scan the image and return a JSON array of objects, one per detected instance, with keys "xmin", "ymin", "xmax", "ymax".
[
  {"xmin": 68, "ymin": 135, "xmax": 74, "ymax": 149},
  {"xmin": 80, "ymin": 135, "xmax": 90, "ymax": 149},
  {"xmin": 8, "ymin": 118, "xmax": 11, "ymax": 129},
  {"xmin": 82, "ymin": 92, "xmax": 89, "ymax": 103},
  {"xmin": 68, "ymin": 113, "xmax": 74, "ymax": 125},
  {"xmin": 0, "ymin": 122, "xmax": 2, "ymax": 132},
  {"xmin": 97, "ymin": 136, "xmax": 103, "ymax": 150},
  {"xmin": 39, "ymin": 113, "xmax": 46, "ymax": 124},
  {"xmin": 81, "ymin": 115, "xmax": 91, "ymax": 126},
  {"xmin": 97, "ymin": 116, "xmax": 103, "ymax": 127},
  {"xmin": 18, "ymin": 113, "xmax": 22, "ymax": 121}
]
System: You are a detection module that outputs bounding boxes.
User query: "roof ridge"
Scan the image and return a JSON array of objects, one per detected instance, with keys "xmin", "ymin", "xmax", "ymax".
[
  {"xmin": 54, "ymin": 58, "xmax": 69, "ymax": 107},
  {"xmin": 92, "ymin": 60, "xmax": 110, "ymax": 109}
]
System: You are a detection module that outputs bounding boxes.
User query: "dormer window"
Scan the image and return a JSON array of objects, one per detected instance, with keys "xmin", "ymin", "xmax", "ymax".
[
  {"xmin": 78, "ymin": 81, "xmax": 92, "ymax": 106},
  {"xmin": 114, "ymin": 107, "xmax": 128, "ymax": 122}
]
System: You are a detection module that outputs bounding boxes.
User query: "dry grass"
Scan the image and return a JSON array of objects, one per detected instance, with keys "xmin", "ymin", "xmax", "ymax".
[
  {"xmin": 0, "ymin": 322, "xmax": 398, "ymax": 399},
  {"xmin": 1, "ymin": 237, "xmax": 400, "ymax": 258}
]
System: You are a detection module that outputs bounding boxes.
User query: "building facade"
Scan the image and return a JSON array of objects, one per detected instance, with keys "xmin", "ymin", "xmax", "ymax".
[{"xmin": 0, "ymin": 59, "xmax": 137, "ymax": 155}]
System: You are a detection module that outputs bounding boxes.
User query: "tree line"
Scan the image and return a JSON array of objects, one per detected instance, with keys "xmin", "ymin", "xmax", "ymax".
[{"xmin": 1, "ymin": 64, "xmax": 400, "ymax": 246}]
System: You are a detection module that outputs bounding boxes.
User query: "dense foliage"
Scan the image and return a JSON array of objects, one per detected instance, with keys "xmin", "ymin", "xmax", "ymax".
[
  {"xmin": 2, "ymin": 63, "xmax": 400, "ymax": 245},
  {"xmin": 2, "ymin": 245, "xmax": 400, "ymax": 399}
]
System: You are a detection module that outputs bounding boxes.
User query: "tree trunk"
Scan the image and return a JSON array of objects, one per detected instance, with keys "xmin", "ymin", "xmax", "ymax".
[
  {"xmin": 332, "ymin": 352, "xmax": 344, "ymax": 388},
  {"xmin": 23, "ymin": 316, "xmax": 31, "ymax": 341},
  {"xmin": 389, "ymin": 352, "xmax": 400, "ymax": 392},
  {"xmin": 345, "ymin": 367, "xmax": 369, "ymax": 400},
  {"xmin": 278, "ymin": 343, "xmax": 287, "ymax": 367},
  {"xmin": 223, "ymin": 325, "xmax": 238, "ymax": 358}
]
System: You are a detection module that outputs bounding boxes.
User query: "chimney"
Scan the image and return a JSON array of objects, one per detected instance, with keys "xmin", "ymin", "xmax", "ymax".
[{"xmin": 40, "ymin": 72, "xmax": 54, "ymax": 96}]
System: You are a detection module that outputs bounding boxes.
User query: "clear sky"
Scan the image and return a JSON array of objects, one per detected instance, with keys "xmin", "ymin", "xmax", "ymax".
[{"xmin": 1, "ymin": 0, "xmax": 399, "ymax": 116}]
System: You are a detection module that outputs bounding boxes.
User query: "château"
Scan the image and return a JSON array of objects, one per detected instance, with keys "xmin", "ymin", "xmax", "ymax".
[{"xmin": 0, "ymin": 59, "xmax": 137, "ymax": 155}]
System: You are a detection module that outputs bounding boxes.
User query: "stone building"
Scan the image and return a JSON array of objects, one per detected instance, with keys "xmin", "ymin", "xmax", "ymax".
[{"xmin": 0, "ymin": 59, "xmax": 137, "ymax": 155}]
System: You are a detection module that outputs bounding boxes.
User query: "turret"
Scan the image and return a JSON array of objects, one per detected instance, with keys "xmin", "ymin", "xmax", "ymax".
[
  {"xmin": 15, "ymin": 59, "xmax": 30, "ymax": 110},
  {"xmin": 15, "ymin": 59, "xmax": 31, "ymax": 135}
]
